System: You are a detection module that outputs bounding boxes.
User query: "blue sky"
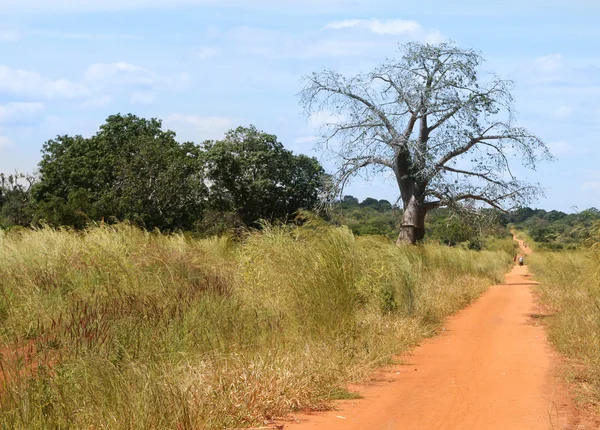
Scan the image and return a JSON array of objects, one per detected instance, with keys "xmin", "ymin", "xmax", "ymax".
[{"xmin": 0, "ymin": 0, "xmax": 598, "ymax": 211}]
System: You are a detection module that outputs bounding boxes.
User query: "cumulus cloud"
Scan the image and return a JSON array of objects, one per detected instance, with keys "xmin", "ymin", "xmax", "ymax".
[
  {"xmin": 523, "ymin": 54, "xmax": 600, "ymax": 88},
  {"xmin": 533, "ymin": 54, "xmax": 564, "ymax": 73},
  {"xmin": 0, "ymin": 102, "xmax": 45, "ymax": 123},
  {"xmin": 85, "ymin": 62, "xmax": 190, "ymax": 91},
  {"xmin": 227, "ymin": 20, "xmax": 442, "ymax": 60},
  {"xmin": 0, "ymin": 65, "xmax": 90, "ymax": 99},
  {"xmin": 80, "ymin": 95, "xmax": 113, "ymax": 109},
  {"xmin": 164, "ymin": 114, "xmax": 233, "ymax": 141},
  {"xmin": 85, "ymin": 62, "xmax": 155, "ymax": 85},
  {"xmin": 324, "ymin": 19, "xmax": 444, "ymax": 42}
]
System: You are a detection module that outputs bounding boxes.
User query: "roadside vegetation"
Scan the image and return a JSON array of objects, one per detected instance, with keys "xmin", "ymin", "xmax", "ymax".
[
  {"xmin": 330, "ymin": 196, "xmax": 516, "ymax": 254},
  {"xmin": 528, "ymin": 225, "xmax": 600, "ymax": 414},
  {"xmin": 0, "ymin": 222, "xmax": 511, "ymax": 429},
  {"xmin": 509, "ymin": 207, "xmax": 600, "ymax": 250}
]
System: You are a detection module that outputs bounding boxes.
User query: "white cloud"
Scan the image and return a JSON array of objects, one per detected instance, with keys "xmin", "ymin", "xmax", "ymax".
[
  {"xmin": 325, "ymin": 19, "xmax": 362, "ymax": 30},
  {"xmin": 519, "ymin": 54, "xmax": 600, "ymax": 90},
  {"xmin": 85, "ymin": 62, "xmax": 190, "ymax": 91},
  {"xmin": 85, "ymin": 62, "xmax": 155, "ymax": 85},
  {"xmin": 130, "ymin": 91, "xmax": 155, "ymax": 104},
  {"xmin": 229, "ymin": 25, "xmax": 391, "ymax": 59},
  {"xmin": 164, "ymin": 114, "xmax": 233, "ymax": 141},
  {"xmin": 553, "ymin": 105, "xmax": 573, "ymax": 119},
  {"xmin": 80, "ymin": 95, "xmax": 113, "ymax": 109},
  {"xmin": 533, "ymin": 54, "xmax": 564, "ymax": 73},
  {"xmin": 0, "ymin": 65, "xmax": 90, "ymax": 99},
  {"xmin": 0, "ymin": 27, "xmax": 21, "ymax": 42},
  {"xmin": 194, "ymin": 46, "xmax": 221, "ymax": 60},
  {"xmin": 0, "ymin": 136, "xmax": 12, "ymax": 150},
  {"xmin": 324, "ymin": 18, "xmax": 444, "ymax": 42},
  {"xmin": 0, "ymin": 102, "xmax": 45, "ymax": 123}
]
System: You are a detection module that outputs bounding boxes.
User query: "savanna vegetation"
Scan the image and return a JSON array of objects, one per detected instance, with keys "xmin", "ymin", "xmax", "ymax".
[
  {"xmin": 0, "ymin": 40, "xmax": 576, "ymax": 428},
  {"xmin": 0, "ymin": 222, "xmax": 511, "ymax": 429},
  {"xmin": 509, "ymin": 207, "xmax": 600, "ymax": 250},
  {"xmin": 330, "ymin": 195, "xmax": 516, "ymax": 254},
  {"xmin": 528, "ymin": 231, "xmax": 600, "ymax": 414}
]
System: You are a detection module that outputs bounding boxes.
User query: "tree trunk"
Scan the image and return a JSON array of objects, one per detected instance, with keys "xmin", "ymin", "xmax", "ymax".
[{"xmin": 396, "ymin": 195, "xmax": 426, "ymax": 245}]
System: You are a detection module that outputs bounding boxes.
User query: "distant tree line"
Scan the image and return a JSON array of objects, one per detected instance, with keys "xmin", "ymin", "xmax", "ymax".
[
  {"xmin": 332, "ymin": 197, "xmax": 600, "ymax": 250},
  {"xmin": 505, "ymin": 207, "xmax": 600, "ymax": 249},
  {"xmin": 0, "ymin": 114, "xmax": 325, "ymax": 233}
]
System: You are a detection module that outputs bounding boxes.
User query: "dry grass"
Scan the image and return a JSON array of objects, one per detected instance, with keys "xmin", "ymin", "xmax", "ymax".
[
  {"xmin": 0, "ymin": 222, "xmax": 510, "ymax": 429},
  {"xmin": 529, "ymin": 244, "xmax": 600, "ymax": 412}
]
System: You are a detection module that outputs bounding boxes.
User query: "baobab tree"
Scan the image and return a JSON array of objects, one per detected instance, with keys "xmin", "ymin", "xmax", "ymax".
[{"xmin": 300, "ymin": 42, "xmax": 552, "ymax": 244}]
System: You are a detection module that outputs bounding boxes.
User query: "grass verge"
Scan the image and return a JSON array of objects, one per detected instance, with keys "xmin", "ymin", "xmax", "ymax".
[
  {"xmin": 0, "ymin": 223, "xmax": 510, "ymax": 429},
  {"xmin": 529, "ymin": 247, "xmax": 600, "ymax": 413}
]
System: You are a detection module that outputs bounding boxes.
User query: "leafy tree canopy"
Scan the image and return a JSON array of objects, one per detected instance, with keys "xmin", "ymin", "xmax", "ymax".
[
  {"xmin": 202, "ymin": 125, "xmax": 325, "ymax": 226},
  {"xmin": 34, "ymin": 114, "xmax": 206, "ymax": 230}
]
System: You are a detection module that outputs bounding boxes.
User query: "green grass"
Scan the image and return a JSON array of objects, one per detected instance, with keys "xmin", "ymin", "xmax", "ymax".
[
  {"xmin": 481, "ymin": 236, "xmax": 519, "ymax": 255},
  {"xmin": 0, "ymin": 223, "xmax": 511, "ymax": 429},
  {"xmin": 529, "ymin": 245, "xmax": 600, "ymax": 411}
]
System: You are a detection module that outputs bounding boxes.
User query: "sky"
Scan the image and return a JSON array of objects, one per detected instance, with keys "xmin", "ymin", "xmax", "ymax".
[{"xmin": 0, "ymin": 0, "xmax": 598, "ymax": 212}]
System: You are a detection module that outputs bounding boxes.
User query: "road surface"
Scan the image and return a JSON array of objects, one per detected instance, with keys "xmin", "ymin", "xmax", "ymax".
[{"xmin": 282, "ymin": 238, "xmax": 586, "ymax": 429}]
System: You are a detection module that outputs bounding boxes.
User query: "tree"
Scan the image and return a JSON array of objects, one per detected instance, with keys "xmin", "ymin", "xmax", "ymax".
[
  {"xmin": 300, "ymin": 42, "xmax": 552, "ymax": 244},
  {"xmin": 33, "ymin": 114, "xmax": 206, "ymax": 230},
  {"xmin": 202, "ymin": 126, "xmax": 325, "ymax": 225},
  {"xmin": 0, "ymin": 173, "xmax": 35, "ymax": 228}
]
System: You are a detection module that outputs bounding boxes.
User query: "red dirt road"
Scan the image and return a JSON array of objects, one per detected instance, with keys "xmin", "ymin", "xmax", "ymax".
[{"xmin": 283, "ymin": 239, "xmax": 585, "ymax": 429}]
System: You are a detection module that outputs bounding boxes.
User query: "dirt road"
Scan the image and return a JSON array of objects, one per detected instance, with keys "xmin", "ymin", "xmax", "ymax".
[{"xmin": 283, "ymin": 238, "xmax": 582, "ymax": 429}]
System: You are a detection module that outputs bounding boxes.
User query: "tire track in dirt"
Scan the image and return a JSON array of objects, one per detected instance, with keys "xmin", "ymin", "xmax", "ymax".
[{"xmin": 280, "ymin": 237, "xmax": 588, "ymax": 429}]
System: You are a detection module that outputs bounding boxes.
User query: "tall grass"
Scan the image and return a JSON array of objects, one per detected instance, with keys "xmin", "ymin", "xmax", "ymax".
[
  {"xmin": 529, "ymin": 245, "xmax": 600, "ymax": 410},
  {"xmin": 0, "ymin": 223, "xmax": 510, "ymax": 429}
]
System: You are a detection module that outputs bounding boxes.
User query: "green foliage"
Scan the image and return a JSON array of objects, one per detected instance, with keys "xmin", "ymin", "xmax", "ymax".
[
  {"xmin": 508, "ymin": 207, "xmax": 600, "ymax": 249},
  {"xmin": 330, "ymin": 195, "xmax": 401, "ymax": 240},
  {"xmin": 202, "ymin": 126, "xmax": 325, "ymax": 226},
  {"xmin": 2, "ymin": 116, "xmax": 325, "ymax": 233},
  {"xmin": 426, "ymin": 209, "xmax": 479, "ymax": 246},
  {"xmin": 329, "ymin": 196, "xmax": 512, "ymax": 250},
  {"xmin": 0, "ymin": 173, "xmax": 35, "ymax": 228},
  {"xmin": 33, "ymin": 114, "xmax": 206, "ymax": 230}
]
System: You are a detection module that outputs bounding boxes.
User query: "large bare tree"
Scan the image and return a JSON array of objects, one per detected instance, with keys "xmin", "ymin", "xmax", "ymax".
[{"xmin": 300, "ymin": 42, "xmax": 552, "ymax": 244}]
